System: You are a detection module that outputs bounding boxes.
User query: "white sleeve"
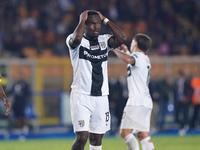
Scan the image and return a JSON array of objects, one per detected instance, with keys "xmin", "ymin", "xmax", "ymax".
[
  {"xmin": 130, "ymin": 53, "xmax": 139, "ymax": 67},
  {"xmin": 66, "ymin": 34, "xmax": 80, "ymax": 51},
  {"xmin": 105, "ymin": 34, "xmax": 114, "ymax": 51}
]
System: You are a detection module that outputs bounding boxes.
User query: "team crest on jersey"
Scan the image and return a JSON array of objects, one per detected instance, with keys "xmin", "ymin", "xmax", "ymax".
[
  {"xmin": 78, "ymin": 120, "xmax": 85, "ymax": 127},
  {"xmin": 100, "ymin": 42, "xmax": 106, "ymax": 49}
]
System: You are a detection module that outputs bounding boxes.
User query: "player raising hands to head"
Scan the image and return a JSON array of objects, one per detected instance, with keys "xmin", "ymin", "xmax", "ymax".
[{"xmin": 66, "ymin": 10, "xmax": 126, "ymax": 150}]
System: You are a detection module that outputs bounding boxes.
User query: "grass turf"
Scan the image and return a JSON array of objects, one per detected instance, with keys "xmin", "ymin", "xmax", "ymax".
[{"xmin": 0, "ymin": 135, "xmax": 200, "ymax": 150}]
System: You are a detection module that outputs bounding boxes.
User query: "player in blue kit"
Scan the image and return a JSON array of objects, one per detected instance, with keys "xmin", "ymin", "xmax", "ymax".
[{"xmin": 66, "ymin": 10, "xmax": 126, "ymax": 150}]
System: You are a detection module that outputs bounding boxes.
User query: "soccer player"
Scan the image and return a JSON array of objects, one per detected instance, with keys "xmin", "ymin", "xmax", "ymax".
[
  {"xmin": 0, "ymin": 85, "xmax": 11, "ymax": 116},
  {"xmin": 112, "ymin": 33, "xmax": 155, "ymax": 150},
  {"xmin": 66, "ymin": 10, "xmax": 126, "ymax": 150}
]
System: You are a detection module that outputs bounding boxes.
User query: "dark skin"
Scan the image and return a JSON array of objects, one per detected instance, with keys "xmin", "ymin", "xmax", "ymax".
[
  {"xmin": 0, "ymin": 85, "xmax": 11, "ymax": 115},
  {"xmin": 69, "ymin": 10, "xmax": 126, "ymax": 49},
  {"xmin": 69, "ymin": 10, "xmax": 126, "ymax": 150}
]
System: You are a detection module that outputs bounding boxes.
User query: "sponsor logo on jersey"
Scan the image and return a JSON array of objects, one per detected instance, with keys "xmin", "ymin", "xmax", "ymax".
[
  {"xmin": 90, "ymin": 45, "xmax": 100, "ymax": 50},
  {"xmin": 84, "ymin": 50, "xmax": 107, "ymax": 60}
]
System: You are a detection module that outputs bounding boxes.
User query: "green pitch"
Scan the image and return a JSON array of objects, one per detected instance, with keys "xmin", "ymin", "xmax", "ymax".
[{"xmin": 0, "ymin": 136, "xmax": 200, "ymax": 150}]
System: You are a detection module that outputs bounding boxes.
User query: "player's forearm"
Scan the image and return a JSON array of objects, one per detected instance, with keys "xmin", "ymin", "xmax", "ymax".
[
  {"xmin": 70, "ymin": 20, "xmax": 85, "ymax": 47},
  {"xmin": 106, "ymin": 21, "xmax": 126, "ymax": 44},
  {"xmin": 113, "ymin": 49, "xmax": 133, "ymax": 64},
  {"xmin": 0, "ymin": 86, "xmax": 9, "ymax": 102}
]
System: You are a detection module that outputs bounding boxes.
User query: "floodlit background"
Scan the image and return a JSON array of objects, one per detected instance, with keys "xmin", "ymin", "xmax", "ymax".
[{"xmin": 0, "ymin": 0, "xmax": 200, "ymax": 143}]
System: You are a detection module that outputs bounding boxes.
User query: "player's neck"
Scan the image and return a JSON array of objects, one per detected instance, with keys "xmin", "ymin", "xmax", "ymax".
[
  {"xmin": 84, "ymin": 33, "xmax": 98, "ymax": 40},
  {"xmin": 136, "ymin": 49, "xmax": 145, "ymax": 54}
]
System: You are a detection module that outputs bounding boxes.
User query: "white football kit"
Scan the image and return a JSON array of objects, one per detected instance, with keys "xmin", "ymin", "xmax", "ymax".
[
  {"xmin": 66, "ymin": 34, "xmax": 113, "ymax": 133},
  {"xmin": 66, "ymin": 34, "xmax": 113, "ymax": 96},
  {"xmin": 120, "ymin": 52, "xmax": 153, "ymax": 132}
]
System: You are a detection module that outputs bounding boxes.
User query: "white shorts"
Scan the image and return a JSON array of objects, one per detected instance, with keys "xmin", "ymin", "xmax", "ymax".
[
  {"xmin": 70, "ymin": 91, "xmax": 110, "ymax": 134},
  {"xmin": 120, "ymin": 105, "xmax": 152, "ymax": 133}
]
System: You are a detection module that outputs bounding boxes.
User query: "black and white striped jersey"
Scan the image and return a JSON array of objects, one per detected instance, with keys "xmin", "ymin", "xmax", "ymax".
[{"xmin": 66, "ymin": 34, "xmax": 113, "ymax": 96}]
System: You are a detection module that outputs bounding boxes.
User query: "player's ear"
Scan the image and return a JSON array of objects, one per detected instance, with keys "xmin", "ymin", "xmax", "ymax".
[{"xmin": 134, "ymin": 41, "xmax": 138, "ymax": 47}]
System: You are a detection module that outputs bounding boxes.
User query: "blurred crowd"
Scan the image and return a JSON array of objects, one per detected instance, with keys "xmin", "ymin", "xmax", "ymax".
[
  {"xmin": 0, "ymin": 0, "xmax": 200, "ymax": 135},
  {"xmin": 0, "ymin": 0, "xmax": 200, "ymax": 58},
  {"xmin": 109, "ymin": 70, "xmax": 200, "ymax": 135}
]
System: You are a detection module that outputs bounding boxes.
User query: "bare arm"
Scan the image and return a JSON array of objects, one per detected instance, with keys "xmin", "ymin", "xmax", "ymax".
[
  {"xmin": 69, "ymin": 10, "xmax": 89, "ymax": 48},
  {"xmin": 0, "ymin": 85, "xmax": 11, "ymax": 115},
  {"xmin": 112, "ymin": 44, "xmax": 135, "ymax": 64},
  {"xmin": 96, "ymin": 11, "xmax": 126, "ymax": 48}
]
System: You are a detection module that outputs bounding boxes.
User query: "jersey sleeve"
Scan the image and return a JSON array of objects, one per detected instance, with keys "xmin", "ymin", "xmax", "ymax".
[
  {"xmin": 104, "ymin": 34, "xmax": 114, "ymax": 51},
  {"xmin": 130, "ymin": 53, "xmax": 139, "ymax": 66},
  {"xmin": 66, "ymin": 34, "xmax": 79, "ymax": 51}
]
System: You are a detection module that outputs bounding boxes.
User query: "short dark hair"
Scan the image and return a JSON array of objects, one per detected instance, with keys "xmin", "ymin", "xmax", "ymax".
[
  {"xmin": 134, "ymin": 33, "xmax": 152, "ymax": 52},
  {"xmin": 88, "ymin": 11, "xmax": 99, "ymax": 16}
]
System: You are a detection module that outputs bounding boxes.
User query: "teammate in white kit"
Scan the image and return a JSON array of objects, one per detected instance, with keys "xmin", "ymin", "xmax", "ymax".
[
  {"xmin": 113, "ymin": 33, "xmax": 155, "ymax": 150},
  {"xmin": 66, "ymin": 10, "xmax": 126, "ymax": 150}
]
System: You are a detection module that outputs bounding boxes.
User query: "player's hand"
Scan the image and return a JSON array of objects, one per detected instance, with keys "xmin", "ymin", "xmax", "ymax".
[
  {"xmin": 119, "ymin": 44, "xmax": 128, "ymax": 52},
  {"xmin": 117, "ymin": 44, "xmax": 130, "ymax": 55},
  {"xmin": 4, "ymin": 100, "xmax": 11, "ymax": 115},
  {"xmin": 95, "ymin": 11, "xmax": 106, "ymax": 21},
  {"xmin": 80, "ymin": 10, "xmax": 89, "ymax": 22}
]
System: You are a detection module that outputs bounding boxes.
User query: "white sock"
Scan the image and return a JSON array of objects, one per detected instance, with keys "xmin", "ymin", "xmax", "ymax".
[
  {"xmin": 140, "ymin": 136, "xmax": 154, "ymax": 150},
  {"xmin": 124, "ymin": 134, "xmax": 139, "ymax": 150},
  {"xmin": 89, "ymin": 144, "xmax": 102, "ymax": 150}
]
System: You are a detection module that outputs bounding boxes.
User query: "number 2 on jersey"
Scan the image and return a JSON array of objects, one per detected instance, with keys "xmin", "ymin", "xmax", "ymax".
[
  {"xmin": 127, "ymin": 66, "xmax": 131, "ymax": 77},
  {"xmin": 147, "ymin": 66, "xmax": 150, "ymax": 85}
]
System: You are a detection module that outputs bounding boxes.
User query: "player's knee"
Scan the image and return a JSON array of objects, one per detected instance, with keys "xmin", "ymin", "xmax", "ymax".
[
  {"xmin": 120, "ymin": 129, "xmax": 131, "ymax": 138},
  {"xmin": 89, "ymin": 133, "xmax": 103, "ymax": 145},
  {"xmin": 136, "ymin": 132, "xmax": 143, "ymax": 141},
  {"xmin": 76, "ymin": 132, "xmax": 88, "ymax": 146},
  {"xmin": 136, "ymin": 132, "xmax": 149, "ymax": 141},
  {"xmin": 120, "ymin": 129, "xmax": 126, "ymax": 138},
  {"xmin": 76, "ymin": 136, "xmax": 88, "ymax": 146}
]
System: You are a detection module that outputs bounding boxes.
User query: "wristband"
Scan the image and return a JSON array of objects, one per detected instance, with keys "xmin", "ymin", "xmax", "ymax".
[
  {"xmin": 103, "ymin": 18, "xmax": 109, "ymax": 25},
  {"xmin": 125, "ymin": 50, "xmax": 131, "ymax": 55}
]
